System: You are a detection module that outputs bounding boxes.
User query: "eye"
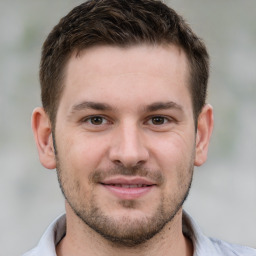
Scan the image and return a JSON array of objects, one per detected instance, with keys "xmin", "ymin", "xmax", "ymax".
[
  {"xmin": 84, "ymin": 116, "xmax": 108, "ymax": 125},
  {"xmin": 149, "ymin": 116, "xmax": 168, "ymax": 125}
]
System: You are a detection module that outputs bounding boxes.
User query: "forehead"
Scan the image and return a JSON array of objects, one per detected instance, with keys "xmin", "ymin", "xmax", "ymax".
[
  {"xmin": 69, "ymin": 44, "xmax": 189, "ymax": 79},
  {"xmin": 59, "ymin": 44, "xmax": 192, "ymax": 112}
]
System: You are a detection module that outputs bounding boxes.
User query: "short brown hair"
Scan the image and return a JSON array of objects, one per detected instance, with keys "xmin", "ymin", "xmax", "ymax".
[{"xmin": 40, "ymin": 0, "xmax": 209, "ymax": 126}]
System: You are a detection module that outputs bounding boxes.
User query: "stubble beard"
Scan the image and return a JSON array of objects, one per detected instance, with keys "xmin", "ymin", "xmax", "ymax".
[{"xmin": 56, "ymin": 160, "xmax": 194, "ymax": 247}]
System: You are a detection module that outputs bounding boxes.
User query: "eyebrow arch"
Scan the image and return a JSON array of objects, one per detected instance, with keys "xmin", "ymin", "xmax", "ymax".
[
  {"xmin": 69, "ymin": 101, "xmax": 183, "ymax": 115},
  {"xmin": 145, "ymin": 101, "xmax": 184, "ymax": 112},
  {"xmin": 70, "ymin": 101, "xmax": 113, "ymax": 113}
]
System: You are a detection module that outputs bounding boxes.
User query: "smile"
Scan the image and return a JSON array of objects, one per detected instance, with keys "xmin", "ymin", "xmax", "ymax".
[
  {"xmin": 106, "ymin": 184, "xmax": 151, "ymax": 188},
  {"xmin": 100, "ymin": 177, "xmax": 156, "ymax": 200}
]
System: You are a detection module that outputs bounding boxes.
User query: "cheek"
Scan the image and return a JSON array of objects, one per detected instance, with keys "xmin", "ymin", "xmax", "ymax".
[
  {"xmin": 150, "ymin": 132, "xmax": 195, "ymax": 182},
  {"xmin": 57, "ymin": 132, "xmax": 108, "ymax": 173},
  {"xmin": 56, "ymin": 134, "xmax": 102, "ymax": 198},
  {"xmin": 153, "ymin": 132, "xmax": 195, "ymax": 163}
]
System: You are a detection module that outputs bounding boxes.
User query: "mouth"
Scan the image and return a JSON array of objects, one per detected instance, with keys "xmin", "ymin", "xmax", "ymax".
[
  {"xmin": 105, "ymin": 184, "xmax": 151, "ymax": 188},
  {"xmin": 100, "ymin": 177, "xmax": 156, "ymax": 200}
]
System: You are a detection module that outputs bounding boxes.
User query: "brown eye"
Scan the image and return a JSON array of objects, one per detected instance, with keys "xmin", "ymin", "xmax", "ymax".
[
  {"xmin": 89, "ymin": 116, "xmax": 105, "ymax": 125},
  {"xmin": 151, "ymin": 116, "xmax": 166, "ymax": 125}
]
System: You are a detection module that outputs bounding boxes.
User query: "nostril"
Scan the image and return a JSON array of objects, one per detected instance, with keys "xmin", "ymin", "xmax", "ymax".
[
  {"xmin": 133, "ymin": 160, "xmax": 146, "ymax": 168},
  {"xmin": 113, "ymin": 160, "xmax": 123, "ymax": 166},
  {"xmin": 112, "ymin": 159, "xmax": 147, "ymax": 169},
  {"xmin": 108, "ymin": 135, "xmax": 149, "ymax": 168}
]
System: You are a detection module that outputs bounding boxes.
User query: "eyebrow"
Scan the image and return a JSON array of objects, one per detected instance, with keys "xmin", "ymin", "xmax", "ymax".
[
  {"xmin": 145, "ymin": 101, "xmax": 183, "ymax": 112},
  {"xmin": 70, "ymin": 101, "xmax": 113, "ymax": 113},
  {"xmin": 69, "ymin": 100, "xmax": 183, "ymax": 115}
]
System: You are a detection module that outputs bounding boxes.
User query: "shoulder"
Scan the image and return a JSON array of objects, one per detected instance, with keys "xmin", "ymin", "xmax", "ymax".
[
  {"xmin": 209, "ymin": 237, "xmax": 256, "ymax": 256},
  {"xmin": 21, "ymin": 248, "xmax": 37, "ymax": 256},
  {"xmin": 182, "ymin": 211, "xmax": 256, "ymax": 256},
  {"xmin": 21, "ymin": 214, "xmax": 66, "ymax": 256}
]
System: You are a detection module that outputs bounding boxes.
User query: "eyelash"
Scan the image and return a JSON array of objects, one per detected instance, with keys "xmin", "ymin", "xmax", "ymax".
[
  {"xmin": 145, "ymin": 116, "xmax": 172, "ymax": 125},
  {"xmin": 82, "ymin": 115, "xmax": 110, "ymax": 125},
  {"xmin": 81, "ymin": 115, "xmax": 174, "ymax": 126}
]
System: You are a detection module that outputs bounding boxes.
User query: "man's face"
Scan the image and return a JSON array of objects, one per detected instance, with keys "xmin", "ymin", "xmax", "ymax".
[{"xmin": 54, "ymin": 45, "xmax": 196, "ymax": 245}]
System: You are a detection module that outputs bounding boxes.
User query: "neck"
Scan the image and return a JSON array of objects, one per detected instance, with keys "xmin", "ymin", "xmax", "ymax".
[{"xmin": 56, "ymin": 204, "xmax": 193, "ymax": 256}]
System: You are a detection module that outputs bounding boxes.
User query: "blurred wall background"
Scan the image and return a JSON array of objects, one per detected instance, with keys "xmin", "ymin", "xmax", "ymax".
[{"xmin": 0, "ymin": 0, "xmax": 255, "ymax": 255}]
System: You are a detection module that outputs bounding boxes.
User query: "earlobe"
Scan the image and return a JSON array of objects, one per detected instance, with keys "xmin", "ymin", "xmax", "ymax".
[
  {"xmin": 194, "ymin": 104, "xmax": 214, "ymax": 166},
  {"xmin": 31, "ymin": 107, "xmax": 56, "ymax": 169}
]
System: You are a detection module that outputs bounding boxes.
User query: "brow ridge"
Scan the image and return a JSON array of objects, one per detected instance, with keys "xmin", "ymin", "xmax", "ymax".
[
  {"xmin": 145, "ymin": 101, "xmax": 183, "ymax": 112},
  {"xmin": 71, "ymin": 101, "xmax": 113, "ymax": 113},
  {"xmin": 70, "ymin": 100, "xmax": 183, "ymax": 114}
]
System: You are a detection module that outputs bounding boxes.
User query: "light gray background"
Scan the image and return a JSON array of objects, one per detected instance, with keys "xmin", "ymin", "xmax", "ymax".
[{"xmin": 0, "ymin": 1, "xmax": 255, "ymax": 255}]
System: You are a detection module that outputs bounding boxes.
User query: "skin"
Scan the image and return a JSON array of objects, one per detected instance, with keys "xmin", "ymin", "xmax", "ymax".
[{"xmin": 32, "ymin": 44, "xmax": 213, "ymax": 256}]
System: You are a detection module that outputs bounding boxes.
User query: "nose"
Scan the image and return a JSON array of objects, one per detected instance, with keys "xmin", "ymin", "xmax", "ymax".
[{"xmin": 109, "ymin": 123, "xmax": 149, "ymax": 168}]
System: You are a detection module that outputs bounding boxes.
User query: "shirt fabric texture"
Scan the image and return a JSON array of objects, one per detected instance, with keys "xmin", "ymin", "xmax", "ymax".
[{"xmin": 22, "ymin": 211, "xmax": 256, "ymax": 256}]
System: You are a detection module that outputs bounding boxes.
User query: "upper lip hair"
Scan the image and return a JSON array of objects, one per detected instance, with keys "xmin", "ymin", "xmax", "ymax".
[{"xmin": 101, "ymin": 177, "xmax": 156, "ymax": 186}]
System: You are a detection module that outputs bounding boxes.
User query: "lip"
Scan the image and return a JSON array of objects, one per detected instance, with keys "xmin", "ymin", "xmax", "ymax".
[{"xmin": 100, "ymin": 176, "xmax": 156, "ymax": 200}]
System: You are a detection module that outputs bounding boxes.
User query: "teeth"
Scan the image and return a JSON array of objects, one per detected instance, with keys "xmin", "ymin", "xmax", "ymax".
[{"xmin": 111, "ymin": 184, "xmax": 147, "ymax": 188}]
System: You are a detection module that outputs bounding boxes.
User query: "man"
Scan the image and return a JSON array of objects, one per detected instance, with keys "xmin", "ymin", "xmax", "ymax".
[{"xmin": 23, "ymin": 0, "xmax": 256, "ymax": 255}]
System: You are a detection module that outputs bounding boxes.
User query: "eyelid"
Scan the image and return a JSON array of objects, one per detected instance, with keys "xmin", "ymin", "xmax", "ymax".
[
  {"xmin": 145, "ymin": 115, "xmax": 175, "ymax": 125},
  {"xmin": 79, "ymin": 114, "xmax": 176, "ymax": 127},
  {"xmin": 81, "ymin": 115, "xmax": 111, "ymax": 125}
]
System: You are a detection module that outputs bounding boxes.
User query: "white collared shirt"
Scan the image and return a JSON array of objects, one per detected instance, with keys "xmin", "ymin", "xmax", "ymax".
[{"xmin": 22, "ymin": 211, "xmax": 256, "ymax": 256}]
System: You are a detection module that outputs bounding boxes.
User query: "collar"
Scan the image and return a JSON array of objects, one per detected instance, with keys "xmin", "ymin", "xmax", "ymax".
[{"xmin": 23, "ymin": 211, "xmax": 256, "ymax": 256}]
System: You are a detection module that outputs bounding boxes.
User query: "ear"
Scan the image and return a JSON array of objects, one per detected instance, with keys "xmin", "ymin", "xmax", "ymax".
[
  {"xmin": 31, "ymin": 107, "xmax": 56, "ymax": 169},
  {"xmin": 194, "ymin": 104, "xmax": 214, "ymax": 166}
]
